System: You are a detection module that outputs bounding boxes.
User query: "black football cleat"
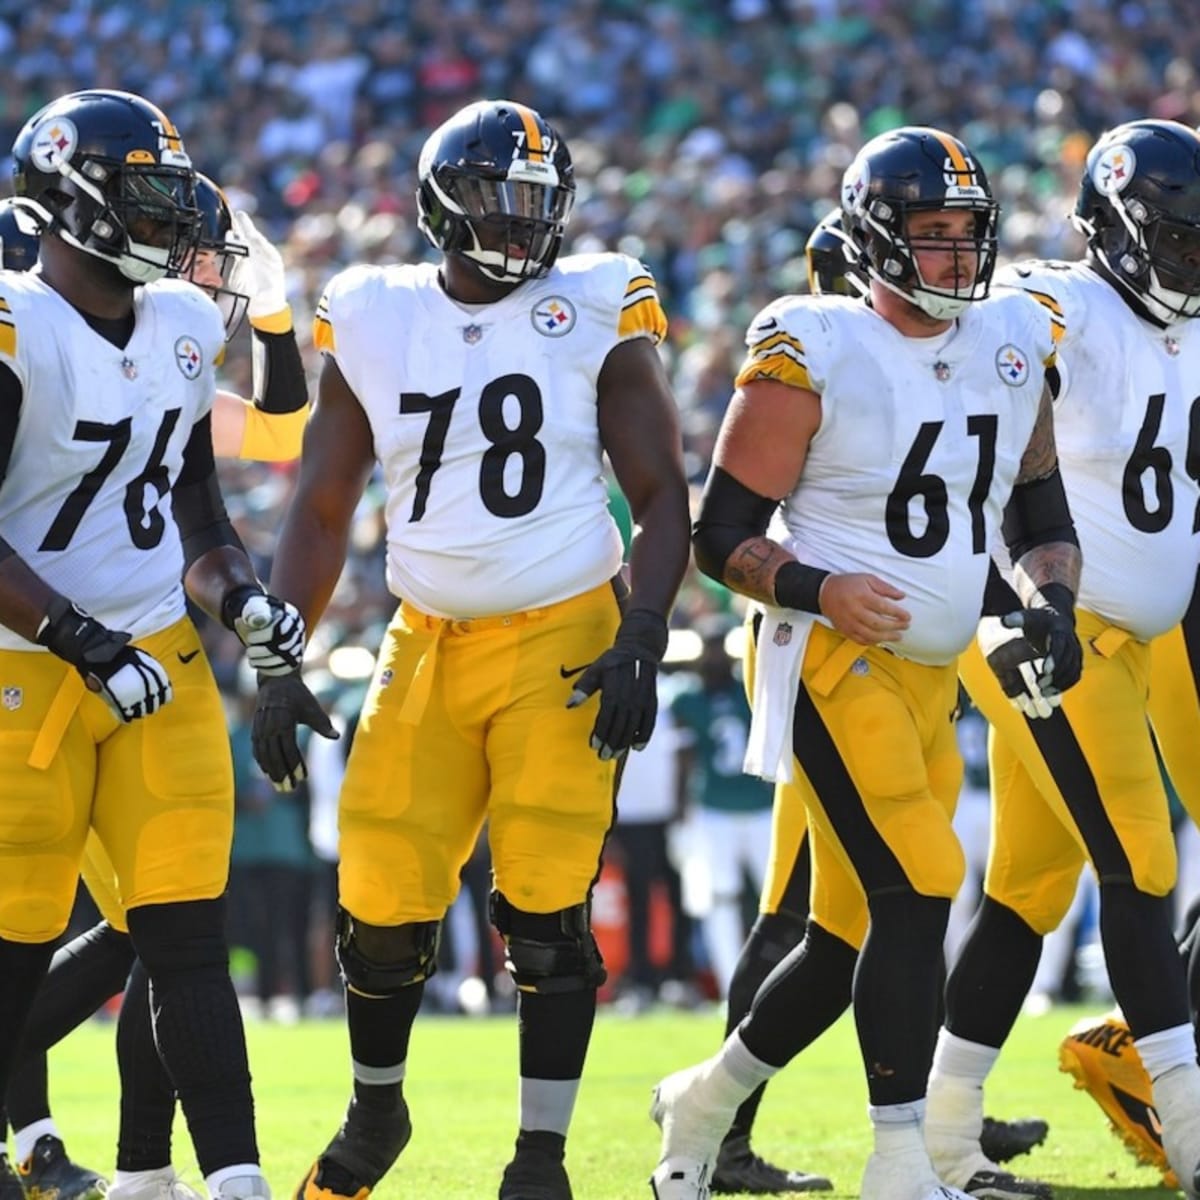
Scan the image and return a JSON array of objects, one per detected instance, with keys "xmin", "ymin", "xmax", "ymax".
[
  {"xmin": 17, "ymin": 1138, "xmax": 107, "ymax": 1200},
  {"xmin": 979, "ymin": 1118, "xmax": 1049, "ymax": 1165},
  {"xmin": 711, "ymin": 1135, "xmax": 833, "ymax": 1194},
  {"xmin": 962, "ymin": 1168, "xmax": 1053, "ymax": 1200},
  {"xmin": 294, "ymin": 1099, "xmax": 412, "ymax": 1200},
  {"xmin": 498, "ymin": 1133, "xmax": 573, "ymax": 1200},
  {"xmin": 1, "ymin": 1156, "xmax": 24, "ymax": 1200}
]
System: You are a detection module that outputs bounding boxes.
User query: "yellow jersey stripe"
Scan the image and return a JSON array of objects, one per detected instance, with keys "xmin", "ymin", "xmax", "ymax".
[
  {"xmin": 748, "ymin": 330, "xmax": 806, "ymax": 359},
  {"xmin": 312, "ymin": 314, "xmax": 336, "ymax": 353},
  {"xmin": 0, "ymin": 321, "xmax": 15, "ymax": 357},
  {"xmin": 735, "ymin": 349, "xmax": 813, "ymax": 393},
  {"xmin": 1023, "ymin": 288, "xmax": 1064, "ymax": 319},
  {"xmin": 512, "ymin": 104, "xmax": 545, "ymax": 161},
  {"xmin": 0, "ymin": 299, "xmax": 11, "ymax": 314},
  {"xmin": 617, "ymin": 296, "xmax": 667, "ymax": 344},
  {"xmin": 622, "ymin": 285, "xmax": 660, "ymax": 311},
  {"xmin": 624, "ymin": 273, "xmax": 655, "ymax": 295}
]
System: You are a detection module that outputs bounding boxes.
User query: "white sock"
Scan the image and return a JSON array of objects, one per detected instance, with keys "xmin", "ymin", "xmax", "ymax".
[
  {"xmin": 869, "ymin": 1101, "xmax": 926, "ymax": 1155},
  {"xmin": 204, "ymin": 1164, "xmax": 264, "ymax": 1197},
  {"xmin": 14, "ymin": 1119, "xmax": 59, "ymax": 1165},
  {"xmin": 926, "ymin": 1030, "xmax": 998, "ymax": 1141},
  {"xmin": 1136, "ymin": 1025, "xmax": 1196, "ymax": 1082},
  {"xmin": 719, "ymin": 1032, "xmax": 779, "ymax": 1094},
  {"xmin": 929, "ymin": 1028, "xmax": 1000, "ymax": 1085},
  {"xmin": 113, "ymin": 1167, "xmax": 175, "ymax": 1188}
]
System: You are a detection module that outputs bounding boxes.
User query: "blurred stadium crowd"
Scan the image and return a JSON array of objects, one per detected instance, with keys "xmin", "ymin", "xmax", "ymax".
[{"xmin": 8, "ymin": 0, "xmax": 1200, "ymax": 1013}]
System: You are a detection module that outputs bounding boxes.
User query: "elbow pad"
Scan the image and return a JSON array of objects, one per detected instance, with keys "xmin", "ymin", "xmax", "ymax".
[
  {"xmin": 1002, "ymin": 466, "xmax": 1078, "ymax": 563},
  {"xmin": 692, "ymin": 467, "xmax": 779, "ymax": 581}
]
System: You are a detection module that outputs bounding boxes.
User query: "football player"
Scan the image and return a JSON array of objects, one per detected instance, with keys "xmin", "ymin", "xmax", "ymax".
[
  {"xmin": 0, "ymin": 171, "xmax": 310, "ymax": 1200},
  {"xmin": 698, "ymin": 207, "xmax": 1049, "ymax": 1198},
  {"xmin": 922, "ymin": 119, "xmax": 1200, "ymax": 1197},
  {"xmin": 249, "ymin": 98, "xmax": 690, "ymax": 1200},
  {"xmin": 649, "ymin": 125, "xmax": 1083, "ymax": 1200},
  {"xmin": 0, "ymin": 88, "xmax": 308, "ymax": 1200}
]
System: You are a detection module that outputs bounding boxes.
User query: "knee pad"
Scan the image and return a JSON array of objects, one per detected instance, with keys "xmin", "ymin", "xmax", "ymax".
[
  {"xmin": 335, "ymin": 908, "xmax": 441, "ymax": 996},
  {"xmin": 490, "ymin": 891, "xmax": 607, "ymax": 994},
  {"xmin": 126, "ymin": 898, "xmax": 227, "ymax": 983}
]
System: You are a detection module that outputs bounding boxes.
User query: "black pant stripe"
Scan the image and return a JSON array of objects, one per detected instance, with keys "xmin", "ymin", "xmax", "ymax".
[{"xmin": 775, "ymin": 829, "xmax": 812, "ymax": 920}]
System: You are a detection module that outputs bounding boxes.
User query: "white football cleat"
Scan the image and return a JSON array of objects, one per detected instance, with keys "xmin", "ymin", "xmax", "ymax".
[
  {"xmin": 650, "ymin": 1156, "xmax": 711, "ymax": 1199},
  {"xmin": 209, "ymin": 1176, "xmax": 271, "ymax": 1200},
  {"xmin": 107, "ymin": 1169, "xmax": 204, "ymax": 1200},
  {"xmin": 1155, "ymin": 1063, "xmax": 1200, "ymax": 1200},
  {"xmin": 861, "ymin": 1148, "xmax": 975, "ymax": 1200}
]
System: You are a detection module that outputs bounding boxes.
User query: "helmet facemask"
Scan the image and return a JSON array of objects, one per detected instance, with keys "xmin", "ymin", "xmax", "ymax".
[
  {"xmin": 860, "ymin": 197, "xmax": 999, "ymax": 320},
  {"xmin": 182, "ymin": 178, "xmax": 249, "ymax": 339}
]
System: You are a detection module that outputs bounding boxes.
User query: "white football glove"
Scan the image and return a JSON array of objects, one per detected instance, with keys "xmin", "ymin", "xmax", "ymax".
[
  {"xmin": 85, "ymin": 648, "xmax": 174, "ymax": 723},
  {"xmin": 233, "ymin": 591, "xmax": 306, "ymax": 676},
  {"xmin": 977, "ymin": 614, "xmax": 1061, "ymax": 720},
  {"xmin": 228, "ymin": 209, "xmax": 288, "ymax": 322}
]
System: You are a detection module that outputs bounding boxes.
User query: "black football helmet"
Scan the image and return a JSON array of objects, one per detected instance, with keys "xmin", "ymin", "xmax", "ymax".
[
  {"xmin": 840, "ymin": 126, "xmax": 999, "ymax": 319},
  {"xmin": 1074, "ymin": 119, "xmax": 1200, "ymax": 324},
  {"xmin": 806, "ymin": 209, "xmax": 867, "ymax": 298},
  {"xmin": 187, "ymin": 173, "xmax": 248, "ymax": 339},
  {"xmin": 11, "ymin": 89, "xmax": 200, "ymax": 284},
  {"xmin": 417, "ymin": 99, "xmax": 575, "ymax": 284},
  {"xmin": 0, "ymin": 197, "xmax": 41, "ymax": 271}
]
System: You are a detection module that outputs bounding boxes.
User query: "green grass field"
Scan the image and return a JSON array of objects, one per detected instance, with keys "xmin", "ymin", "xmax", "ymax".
[{"xmin": 44, "ymin": 1004, "xmax": 1178, "ymax": 1199}]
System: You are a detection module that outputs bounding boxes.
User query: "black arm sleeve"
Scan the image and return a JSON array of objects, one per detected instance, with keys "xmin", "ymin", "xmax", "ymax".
[
  {"xmin": 980, "ymin": 558, "xmax": 1022, "ymax": 617},
  {"xmin": 1001, "ymin": 465, "xmax": 1079, "ymax": 563},
  {"xmin": 0, "ymin": 360, "xmax": 23, "ymax": 566},
  {"xmin": 692, "ymin": 466, "xmax": 779, "ymax": 581},
  {"xmin": 252, "ymin": 327, "xmax": 307, "ymax": 414},
  {"xmin": 173, "ymin": 414, "xmax": 246, "ymax": 568}
]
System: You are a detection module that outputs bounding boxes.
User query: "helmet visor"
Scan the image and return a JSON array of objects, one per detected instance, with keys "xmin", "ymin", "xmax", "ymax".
[
  {"xmin": 115, "ymin": 165, "xmax": 200, "ymax": 272},
  {"xmin": 1146, "ymin": 217, "xmax": 1200, "ymax": 297}
]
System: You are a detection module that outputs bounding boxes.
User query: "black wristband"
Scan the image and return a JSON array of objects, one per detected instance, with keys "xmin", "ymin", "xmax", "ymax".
[
  {"xmin": 253, "ymin": 328, "xmax": 307, "ymax": 414},
  {"xmin": 774, "ymin": 561, "xmax": 830, "ymax": 614},
  {"xmin": 1035, "ymin": 581, "xmax": 1076, "ymax": 619},
  {"xmin": 220, "ymin": 583, "xmax": 264, "ymax": 630},
  {"xmin": 614, "ymin": 608, "xmax": 669, "ymax": 662}
]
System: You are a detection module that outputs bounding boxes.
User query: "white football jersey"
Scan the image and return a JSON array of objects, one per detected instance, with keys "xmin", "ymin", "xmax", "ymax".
[
  {"xmin": 997, "ymin": 261, "xmax": 1200, "ymax": 640},
  {"xmin": 313, "ymin": 252, "xmax": 666, "ymax": 617},
  {"xmin": 0, "ymin": 273, "xmax": 223, "ymax": 649},
  {"xmin": 737, "ymin": 292, "xmax": 1058, "ymax": 665}
]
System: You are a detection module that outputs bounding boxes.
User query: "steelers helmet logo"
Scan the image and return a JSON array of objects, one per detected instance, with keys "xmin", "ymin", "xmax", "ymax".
[
  {"xmin": 531, "ymin": 295, "xmax": 576, "ymax": 337},
  {"xmin": 1094, "ymin": 144, "xmax": 1136, "ymax": 196},
  {"xmin": 995, "ymin": 343, "xmax": 1030, "ymax": 387},
  {"xmin": 30, "ymin": 117, "xmax": 78, "ymax": 172},
  {"xmin": 841, "ymin": 157, "xmax": 871, "ymax": 215},
  {"xmin": 175, "ymin": 335, "xmax": 203, "ymax": 379}
]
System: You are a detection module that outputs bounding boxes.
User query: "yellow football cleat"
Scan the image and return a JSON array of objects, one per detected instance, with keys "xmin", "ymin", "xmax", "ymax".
[{"xmin": 1058, "ymin": 1012, "xmax": 1178, "ymax": 1188}]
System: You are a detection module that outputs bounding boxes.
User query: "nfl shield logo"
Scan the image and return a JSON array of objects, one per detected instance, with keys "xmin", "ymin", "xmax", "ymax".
[
  {"xmin": 2, "ymin": 686, "xmax": 22, "ymax": 711},
  {"xmin": 773, "ymin": 621, "xmax": 793, "ymax": 647},
  {"xmin": 463, "ymin": 324, "xmax": 483, "ymax": 344}
]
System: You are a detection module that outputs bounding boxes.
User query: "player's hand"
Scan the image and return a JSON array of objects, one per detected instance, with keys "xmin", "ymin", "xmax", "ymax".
[
  {"xmin": 566, "ymin": 608, "xmax": 668, "ymax": 760},
  {"xmin": 36, "ymin": 598, "xmax": 172, "ymax": 722},
  {"xmin": 251, "ymin": 671, "xmax": 338, "ymax": 792},
  {"xmin": 1010, "ymin": 603, "xmax": 1083, "ymax": 693},
  {"xmin": 228, "ymin": 209, "xmax": 288, "ymax": 323},
  {"xmin": 818, "ymin": 573, "xmax": 911, "ymax": 644},
  {"xmin": 226, "ymin": 588, "xmax": 305, "ymax": 676},
  {"xmin": 978, "ymin": 614, "xmax": 1061, "ymax": 720}
]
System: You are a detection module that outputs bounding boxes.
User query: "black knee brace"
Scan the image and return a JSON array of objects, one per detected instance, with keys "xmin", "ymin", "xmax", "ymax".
[
  {"xmin": 335, "ymin": 908, "xmax": 441, "ymax": 996},
  {"xmin": 490, "ymin": 892, "xmax": 607, "ymax": 993}
]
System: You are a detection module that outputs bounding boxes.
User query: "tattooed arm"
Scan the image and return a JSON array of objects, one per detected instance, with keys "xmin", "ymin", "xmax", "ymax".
[
  {"xmin": 1005, "ymin": 382, "xmax": 1082, "ymax": 604},
  {"xmin": 692, "ymin": 378, "xmax": 911, "ymax": 644}
]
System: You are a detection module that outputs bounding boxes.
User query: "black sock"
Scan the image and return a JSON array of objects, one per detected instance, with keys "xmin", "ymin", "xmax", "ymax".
[
  {"xmin": 127, "ymin": 900, "xmax": 258, "ymax": 1176},
  {"xmin": 723, "ymin": 910, "xmax": 809, "ymax": 1141},
  {"xmin": 0, "ymin": 939, "xmax": 55, "ymax": 1097},
  {"xmin": 944, "ymin": 896, "xmax": 1042, "ymax": 1047},
  {"xmin": 117, "ymin": 960, "xmax": 176, "ymax": 1171},
  {"xmin": 517, "ymin": 989, "xmax": 597, "ymax": 1086},
  {"xmin": 347, "ymin": 984, "xmax": 424, "ymax": 1114},
  {"xmin": 1101, "ymin": 882, "xmax": 1190, "ymax": 1036},
  {"xmin": 5, "ymin": 1052, "xmax": 49, "ymax": 1134},
  {"xmin": 739, "ymin": 921, "xmax": 857, "ymax": 1069},
  {"xmin": 854, "ymin": 892, "xmax": 948, "ymax": 1106}
]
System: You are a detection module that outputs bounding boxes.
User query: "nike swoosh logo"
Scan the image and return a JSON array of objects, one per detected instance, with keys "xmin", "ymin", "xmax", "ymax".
[
  {"xmin": 755, "ymin": 318, "xmax": 778, "ymax": 331},
  {"xmin": 559, "ymin": 663, "xmax": 589, "ymax": 679},
  {"xmin": 178, "ymin": 650, "xmax": 200, "ymax": 664}
]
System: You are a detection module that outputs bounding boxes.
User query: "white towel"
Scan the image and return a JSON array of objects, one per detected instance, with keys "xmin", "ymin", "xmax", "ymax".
[{"xmin": 744, "ymin": 605, "xmax": 814, "ymax": 783}]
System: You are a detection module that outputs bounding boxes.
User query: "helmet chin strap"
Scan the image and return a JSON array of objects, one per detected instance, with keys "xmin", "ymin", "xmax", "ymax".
[
  {"xmin": 56, "ymin": 225, "xmax": 170, "ymax": 283},
  {"xmin": 872, "ymin": 272, "xmax": 970, "ymax": 321}
]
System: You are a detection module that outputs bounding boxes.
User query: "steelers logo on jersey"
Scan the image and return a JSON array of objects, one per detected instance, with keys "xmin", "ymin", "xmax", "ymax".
[
  {"xmin": 530, "ymin": 296, "xmax": 576, "ymax": 337},
  {"xmin": 30, "ymin": 117, "xmax": 78, "ymax": 171},
  {"xmin": 995, "ymin": 343, "xmax": 1030, "ymax": 387},
  {"xmin": 1093, "ymin": 144, "xmax": 1136, "ymax": 196},
  {"xmin": 174, "ymin": 335, "xmax": 204, "ymax": 379}
]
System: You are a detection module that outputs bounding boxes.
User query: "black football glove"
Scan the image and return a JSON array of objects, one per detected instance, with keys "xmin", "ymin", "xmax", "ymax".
[
  {"xmin": 1015, "ymin": 583, "xmax": 1082, "ymax": 693},
  {"xmin": 222, "ymin": 584, "xmax": 306, "ymax": 676},
  {"xmin": 978, "ymin": 614, "xmax": 1060, "ymax": 719},
  {"xmin": 566, "ymin": 608, "xmax": 669, "ymax": 760},
  {"xmin": 37, "ymin": 597, "xmax": 172, "ymax": 723},
  {"xmin": 251, "ymin": 671, "xmax": 338, "ymax": 792}
]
